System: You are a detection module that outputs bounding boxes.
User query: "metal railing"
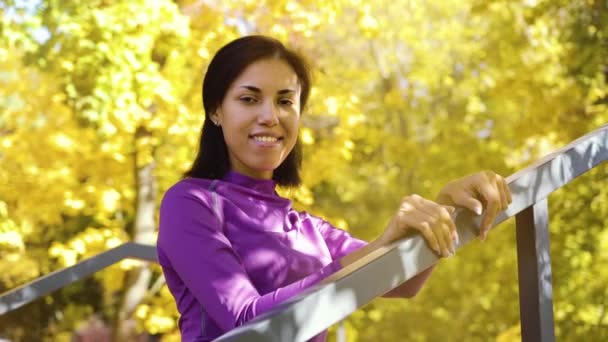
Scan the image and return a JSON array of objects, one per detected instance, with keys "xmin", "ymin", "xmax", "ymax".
[
  {"xmin": 1, "ymin": 124, "xmax": 606, "ymax": 342},
  {"xmin": 0, "ymin": 242, "xmax": 157, "ymax": 315}
]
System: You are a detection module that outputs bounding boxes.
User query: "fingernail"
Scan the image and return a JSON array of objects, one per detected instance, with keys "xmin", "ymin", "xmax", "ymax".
[
  {"xmin": 474, "ymin": 206, "xmax": 482, "ymax": 216},
  {"xmin": 453, "ymin": 231, "xmax": 460, "ymax": 245}
]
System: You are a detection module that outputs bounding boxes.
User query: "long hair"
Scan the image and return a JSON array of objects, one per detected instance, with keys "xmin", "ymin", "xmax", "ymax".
[{"xmin": 184, "ymin": 35, "xmax": 311, "ymax": 187}]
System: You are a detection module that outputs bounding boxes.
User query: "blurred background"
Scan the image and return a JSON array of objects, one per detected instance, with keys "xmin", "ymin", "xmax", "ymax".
[{"xmin": 0, "ymin": 0, "xmax": 606, "ymax": 340}]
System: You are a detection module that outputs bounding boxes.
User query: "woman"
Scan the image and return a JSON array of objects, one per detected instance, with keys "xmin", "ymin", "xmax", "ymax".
[{"xmin": 157, "ymin": 35, "xmax": 511, "ymax": 342}]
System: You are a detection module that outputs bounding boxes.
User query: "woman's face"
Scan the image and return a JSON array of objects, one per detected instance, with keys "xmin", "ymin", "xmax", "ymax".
[{"xmin": 212, "ymin": 58, "xmax": 301, "ymax": 180}]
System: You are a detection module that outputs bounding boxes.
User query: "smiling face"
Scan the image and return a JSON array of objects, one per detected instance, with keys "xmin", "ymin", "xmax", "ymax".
[{"xmin": 211, "ymin": 58, "xmax": 302, "ymax": 180}]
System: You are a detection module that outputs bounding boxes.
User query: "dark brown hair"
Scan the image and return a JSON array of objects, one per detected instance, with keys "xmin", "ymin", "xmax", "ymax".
[{"xmin": 184, "ymin": 35, "xmax": 311, "ymax": 187}]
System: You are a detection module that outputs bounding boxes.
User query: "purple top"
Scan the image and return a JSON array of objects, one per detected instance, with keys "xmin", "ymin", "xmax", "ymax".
[{"xmin": 157, "ymin": 171, "xmax": 433, "ymax": 341}]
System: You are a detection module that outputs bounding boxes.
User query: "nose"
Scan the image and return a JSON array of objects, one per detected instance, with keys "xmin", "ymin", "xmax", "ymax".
[{"xmin": 257, "ymin": 100, "xmax": 279, "ymax": 126}]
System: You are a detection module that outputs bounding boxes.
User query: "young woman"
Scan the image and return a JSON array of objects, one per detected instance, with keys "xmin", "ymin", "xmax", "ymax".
[{"xmin": 157, "ymin": 35, "xmax": 512, "ymax": 342}]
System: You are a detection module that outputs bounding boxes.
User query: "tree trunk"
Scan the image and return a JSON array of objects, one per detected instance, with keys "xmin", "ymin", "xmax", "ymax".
[{"xmin": 113, "ymin": 128, "xmax": 158, "ymax": 340}]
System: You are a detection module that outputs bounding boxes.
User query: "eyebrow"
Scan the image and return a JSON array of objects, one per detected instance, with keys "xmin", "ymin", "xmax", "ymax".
[{"xmin": 238, "ymin": 85, "xmax": 296, "ymax": 95}]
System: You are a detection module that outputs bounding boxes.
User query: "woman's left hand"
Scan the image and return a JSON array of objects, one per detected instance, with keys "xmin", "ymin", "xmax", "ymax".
[{"xmin": 436, "ymin": 171, "xmax": 512, "ymax": 241}]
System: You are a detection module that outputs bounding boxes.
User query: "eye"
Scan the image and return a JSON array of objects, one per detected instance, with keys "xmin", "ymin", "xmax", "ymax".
[
  {"xmin": 279, "ymin": 98, "xmax": 295, "ymax": 106},
  {"xmin": 240, "ymin": 96, "xmax": 257, "ymax": 104}
]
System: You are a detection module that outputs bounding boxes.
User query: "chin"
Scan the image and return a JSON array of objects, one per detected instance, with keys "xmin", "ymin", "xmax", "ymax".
[
  {"xmin": 258, "ymin": 165, "xmax": 280, "ymax": 173},
  {"xmin": 242, "ymin": 156, "xmax": 286, "ymax": 176},
  {"xmin": 245, "ymin": 163, "xmax": 277, "ymax": 175},
  {"xmin": 251, "ymin": 159, "xmax": 283, "ymax": 170}
]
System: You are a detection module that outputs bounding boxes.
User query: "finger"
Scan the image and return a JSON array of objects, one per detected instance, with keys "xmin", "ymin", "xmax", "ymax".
[
  {"xmin": 439, "ymin": 221, "xmax": 455, "ymax": 254},
  {"xmin": 444, "ymin": 207, "xmax": 459, "ymax": 244},
  {"xmin": 410, "ymin": 196, "xmax": 457, "ymax": 250},
  {"xmin": 400, "ymin": 210, "xmax": 443, "ymax": 255},
  {"xmin": 416, "ymin": 208, "xmax": 454, "ymax": 256},
  {"xmin": 437, "ymin": 206, "xmax": 458, "ymax": 246},
  {"xmin": 473, "ymin": 190, "xmax": 497, "ymax": 239},
  {"xmin": 400, "ymin": 205, "xmax": 450, "ymax": 256},
  {"xmin": 408, "ymin": 194, "xmax": 436, "ymax": 216},
  {"xmin": 451, "ymin": 190, "xmax": 483, "ymax": 215},
  {"xmin": 410, "ymin": 195, "xmax": 455, "ymax": 225},
  {"xmin": 480, "ymin": 199, "xmax": 500, "ymax": 240},
  {"xmin": 501, "ymin": 176, "xmax": 512, "ymax": 204},
  {"xmin": 397, "ymin": 200, "xmax": 437, "ymax": 238},
  {"xmin": 495, "ymin": 175, "xmax": 509, "ymax": 211},
  {"xmin": 443, "ymin": 205, "xmax": 456, "ymax": 215}
]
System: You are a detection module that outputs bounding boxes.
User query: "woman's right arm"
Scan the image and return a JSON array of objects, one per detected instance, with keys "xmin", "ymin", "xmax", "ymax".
[
  {"xmin": 157, "ymin": 185, "xmax": 342, "ymax": 332},
  {"xmin": 336, "ymin": 171, "xmax": 511, "ymax": 295},
  {"xmin": 325, "ymin": 195, "xmax": 453, "ymax": 297}
]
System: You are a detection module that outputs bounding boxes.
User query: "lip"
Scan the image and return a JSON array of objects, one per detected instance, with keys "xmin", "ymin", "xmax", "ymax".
[
  {"xmin": 249, "ymin": 134, "xmax": 283, "ymax": 147},
  {"xmin": 249, "ymin": 132, "xmax": 283, "ymax": 139}
]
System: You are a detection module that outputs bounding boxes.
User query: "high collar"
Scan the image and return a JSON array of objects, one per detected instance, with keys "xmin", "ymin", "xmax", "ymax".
[{"xmin": 223, "ymin": 171, "xmax": 277, "ymax": 194}]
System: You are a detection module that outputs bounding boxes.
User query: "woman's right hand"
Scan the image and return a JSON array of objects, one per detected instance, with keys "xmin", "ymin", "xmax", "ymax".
[{"xmin": 379, "ymin": 194, "xmax": 458, "ymax": 257}]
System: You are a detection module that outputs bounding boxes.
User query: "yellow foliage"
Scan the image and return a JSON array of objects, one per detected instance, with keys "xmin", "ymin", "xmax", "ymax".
[
  {"xmin": 495, "ymin": 324, "xmax": 521, "ymax": 342},
  {"xmin": 300, "ymin": 127, "xmax": 315, "ymax": 145},
  {"xmin": 0, "ymin": 224, "xmax": 24, "ymax": 252},
  {"xmin": 1, "ymin": 0, "xmax": 607, "ymax": 340},
  {"xmin": 294, "ymin": 185, "xmax": 315, "ymax": 206}
]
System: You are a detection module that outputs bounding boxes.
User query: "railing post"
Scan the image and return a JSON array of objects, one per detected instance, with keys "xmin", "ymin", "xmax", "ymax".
[
  {"xmin": 336, "ymin": 321, "xmax": 346, "ymax": 342},
  {"xmin": 515, "ymin": 198, "xmax": 555, "ymax": 342}
]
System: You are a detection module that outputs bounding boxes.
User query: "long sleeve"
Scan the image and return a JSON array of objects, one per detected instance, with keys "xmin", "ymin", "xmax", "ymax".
[
  {"xmin": 314, "ymin": 217, "xmax": 434, "ymax": 298},
  {"xmin": 157, "ymin": 185, "xmax": 342, "ymax": 333},
  {"xmin": 315, "ymin": 218, "xmax": 367, "ymax": 259}
]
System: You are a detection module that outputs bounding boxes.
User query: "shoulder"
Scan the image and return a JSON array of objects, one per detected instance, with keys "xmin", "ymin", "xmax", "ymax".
[
  {"xmin": 159, "ymin": 178, "xmax": 226, "ymax": 225},
  {"xmin": 158, "ymin": 178, "xmax": 224, "ymax": 238},
  {"xmin": 157, "ymin": 179, "xmax": 226, "ymax": 265},
  {"xmin": 161, "ymin": 177, "xmax": 218, "ymax": 207}
]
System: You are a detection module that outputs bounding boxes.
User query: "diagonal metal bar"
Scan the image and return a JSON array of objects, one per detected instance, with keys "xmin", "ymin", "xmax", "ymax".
[
  {"xmin": 0, "ymin": 242, "xmax": 157, "ymax": 315},
  {"xmin": 516, "ymin": 199, "xmax": 555, "ymax": 342},
  {"xmin": 214, "ymin": 124, "xmax": 608, "ymax": 341}
]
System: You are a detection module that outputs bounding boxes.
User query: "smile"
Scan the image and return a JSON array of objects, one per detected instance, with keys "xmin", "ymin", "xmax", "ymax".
[{"xmin": 251, "ymin": 135, "xmax": 282, "ymax": 143}]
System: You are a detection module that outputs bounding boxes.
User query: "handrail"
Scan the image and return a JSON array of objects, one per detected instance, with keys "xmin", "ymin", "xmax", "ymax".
[
  {"xmin": 0, "ymin": 242, "xmax": 157, "ymax": 315},
  {"xmin": 0, "ymin": 124, "xmax": 606, "ymax": 341},
  {"xmin": 213, "ymin": 124, "xmax": 608, "ymax": 342}
]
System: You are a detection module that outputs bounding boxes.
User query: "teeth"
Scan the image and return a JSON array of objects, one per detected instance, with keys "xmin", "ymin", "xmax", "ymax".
[{"xmin": 253, "ymin": 136, "xmax": 278, "ymax": 143}]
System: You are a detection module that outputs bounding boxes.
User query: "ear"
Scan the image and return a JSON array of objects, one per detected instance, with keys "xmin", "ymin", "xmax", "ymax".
[{"xmin": 210, "ymin": 109, "xmax": 221, "ymax": 126}]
